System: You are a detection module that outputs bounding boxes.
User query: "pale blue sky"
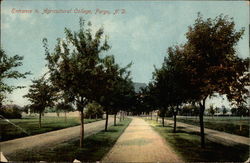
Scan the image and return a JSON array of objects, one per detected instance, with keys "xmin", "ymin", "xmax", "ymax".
[{"xmin": 1, "ymin": 1, "xmax": 249, "ymax": 107}]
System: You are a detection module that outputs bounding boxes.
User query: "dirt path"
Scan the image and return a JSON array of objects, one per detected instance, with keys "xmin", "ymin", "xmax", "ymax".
[
  {"xmin": 161, "ymin": 119, "xmax": 250, "ymax": 146},
  {"xmin": 102, "ymin": 117, "xmax": 183, "ymax": 162},
  {"xmin": 0, "ymin": 118, "xmax": 114, "ymax": 155}
]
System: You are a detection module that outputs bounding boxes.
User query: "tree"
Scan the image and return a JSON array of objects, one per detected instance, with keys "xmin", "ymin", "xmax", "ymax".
[
  {"xmin": 43, "ymin": 18, "xmax": 110, "ymax": 147},
  {"xmin": 152, "ymin": 68, "xmax": 170, "ymax": 127},
  {"xmin": 55, "ymin": 91, "xmax": 75, "ymax": 120},
  {"xmin": 152, "ymin": 45, "xmax": 189, "ymax": 132},
  {"xmin": 85, "ymin": 101, "xmax": 103, "ymax": 119},
  {"xmin": 214, "ymin": 107, "xmax": 220, "ymax": 116},
  {"xmin": 207, "ymin": 105, "xmax": 215, "ymax": 117},
  {"xmin": 231, "ymin": 105, "xmax": 249, "ymax": 116},
  {"xmin": 94, "ymin": 55, "xmax": 133, "ymax": 130},
  {"xmin": 222, "ymin": 106, "xmax": 228, "ymax": 115},
  {"xmin": 183, "ymin": 13, "xmax": 249, "ymax": 147},
  {"xmin": 24, "ymin": 77, "xmax": 56, "ymax": 128},
  {"xmin": 139, "ymin": 84, "xmax": 155, "ymax": 120},
  {"xmin": 55, "ymin": 102, "xmax": 74, "ymax": 122},
  {"xmin": 0, "ymin": 104, "xmax": 22, "ymax": 119},
  {"xmin": 0, "ymin": 48, "xmax": 30, "ymax": 108},
  {"xmin": 111, "ymin": 75, "xmax": 134, "ymax": 126}
]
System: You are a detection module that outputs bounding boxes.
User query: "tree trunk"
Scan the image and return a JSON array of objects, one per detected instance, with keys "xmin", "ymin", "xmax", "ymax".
[
  {"xmin": 156, "ymin": 112, "xmax": 158, "ymax": 122},
  {"xmin": 39, "ymin": 112, "xmax": 42, "ymax": 128},
  {"xmin": 122, "ymin": 111, "xmax": 125, "ymax": 120},
  {"xmin": 173, "ymin": 106, "xmax": 179, "ymax": 133},
  {"xmin": 162, "ymin": 117, "xmax": 165, "ymax": 127},
  {"xmin": 64, "ymin": 112, "xmax": 67, "ymax": 123},
  {"xmin": 119, "ymin": 111, "xmax": 122, "ymax": 122},
  {"xmin": 105, "ymin": 110, "xmax": 109, "ymax": 131},
  {"xmin": 173, "ymin": 112, "xmax": 177, "ymax": 133},
  {"xmin": 199, "ymin": 98, "xmax": 206, "ymax": 148},
  {"xmin": 114, "ymin": 113, "xmax": 117, "ymax": 126},
  {"xmin": 80, "ymin": 110, "xmax": 84, "ymax": 148},
  {"xmin": 151, "ymin": 112, "xmax": 153, "ymax": 120}
]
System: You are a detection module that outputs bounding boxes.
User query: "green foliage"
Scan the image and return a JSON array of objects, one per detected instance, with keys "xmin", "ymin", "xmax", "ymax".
[
  {"xmin": 222, "ymin": 106, "xmax": 228, "ymax": 115},
  {"xmin": 207, "ymin": 105, "xmax": 215, "ymax": 116},
  {"xmin": 84, "ymin": 102, "xmax": 103, "ymax": 119},
  {"xmin": 24, "ymin": 77, "xmax": 57, "ymax": 128},
  {"xmin": 150, "ymin": 45, "xmax": 189, "ymax": 117},
  {"xmin": 179, "ymin": 104, "xmax": 200, "ymax": 116},
  {"xmin": 231, "ymin": 105, "xmax": 249, "ymax": 116},
  {"xmin": 43, "ymin": 18, "xmax": 110, "ymax": 111},
  {"xmin": 184, "ymin": 13, "xmax": 249, "ymax": 105},
  {"xmin": 24, "ymin": 77, "xmax": 57, "ymax": 114},
  {"xmin": 0, "ymin": 105, "xmax": 22, "ymax": 119},
  {"xmin": 43, "ymin": 18, "xmax": 116, "ymax": 146},
  {"xmin": 93, "ymin": 55, "xmax": 134, "ymax": 130},
  {"xmin": 95, "ymin": 55, "xmax": 134, "ymax": 113},
  {"xmin": 138, "ymin": 83, "xmax": 158, "ymax": 114},
  {"xmin": 145, "ymin": 13, "xmax": 249, "ymax": 146},
  {"xmin": 0, "ymin": 48, "xmax": 30, "ymax": 106}
]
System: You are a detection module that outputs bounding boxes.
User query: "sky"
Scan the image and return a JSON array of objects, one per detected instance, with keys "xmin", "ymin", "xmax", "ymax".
[{"xmin": 1, "ymin": 0, "xmax": 249, "ymax": 108}]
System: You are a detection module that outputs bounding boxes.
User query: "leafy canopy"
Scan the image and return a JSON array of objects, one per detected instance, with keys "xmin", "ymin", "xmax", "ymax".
[
  {"xmin": 24, "ymin": 77, "xmax": 57, "ymax": 113},
  {"xmin": 43, "ymin": 18, "xmax": 110, "ymax": 109},
  {"xmin": 0, "ymin": 48, "xmax": 30, "ymax": 105},
  {"xmin": 183, "ymin": 13, "xmax": 249, "ymax": 105}
]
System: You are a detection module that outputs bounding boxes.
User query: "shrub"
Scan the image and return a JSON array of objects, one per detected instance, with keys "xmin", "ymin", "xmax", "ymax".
[
  {"xmin": 84, "ymin": 102, "xmax": 103, "ymax": 119},
  {"xmin": 0, "ymin": 105, "xmax": 22, "ymax": 119}
]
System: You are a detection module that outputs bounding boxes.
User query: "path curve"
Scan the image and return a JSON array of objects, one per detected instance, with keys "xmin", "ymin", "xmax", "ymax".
[
  {"xmin": 102, "ymin": 117, "xmax": 183, "ymax": 162},
  {"xmin": 0, "ymin": 118, "xmax": 114, "ymax": 155},
  {"xmin": 162, "ymin": 119, "xmax": 250, "ymax": 146}
]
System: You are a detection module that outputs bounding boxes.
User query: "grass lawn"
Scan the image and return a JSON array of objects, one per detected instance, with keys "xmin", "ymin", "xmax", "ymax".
[
  {"xmin": 146, "ymin": 119, "xmax": 249, "ymax": 162},
  {"xmin": 7, "ymin": 118, "xmax": 132, "ymax": 162},
  {"xmin": 173, "ymin": 116, "xmax": 249, "ymax": 137},
  {"xmin": 0, "ymin": 116, "xmax": 102, "ymax": 141}
]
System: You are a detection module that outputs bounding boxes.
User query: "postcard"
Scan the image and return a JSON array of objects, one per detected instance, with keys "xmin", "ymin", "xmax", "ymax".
[{"xmin": 0, "ymin": 0, "xmax": 249, "ymax": 162}]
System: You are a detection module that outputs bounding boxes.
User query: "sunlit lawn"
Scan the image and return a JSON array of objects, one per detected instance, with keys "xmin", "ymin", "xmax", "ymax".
[
  {"xmin": 173, "ymin": 116, "xmax": 249, "ymax": 137},
  {"xmin": 7, "ymin": 118, "xmax": 132, "ymax": 162},
  {"xmin": 0, "ymin": 116, "xmax": 102, "ymax": 141},
  {"xmin": 147, "ymin": 119, "xmax": 249, "ymax": 162}
]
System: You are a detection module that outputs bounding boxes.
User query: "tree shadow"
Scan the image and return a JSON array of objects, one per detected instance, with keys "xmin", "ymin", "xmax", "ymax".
[
  {"xmin": 101, "ymin": 129, "xmax": 118, "ymax": 132},
  {"xmin": 115, "ymin": 124, "xmax": 124, "ymax": 126}
]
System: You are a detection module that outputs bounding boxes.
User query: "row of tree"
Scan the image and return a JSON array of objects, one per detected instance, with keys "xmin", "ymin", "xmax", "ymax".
[
  {"xmin": 0, "ymin": 18, "xmax": 135, "ymax": 148},
  {"xmin": 139, "ymin": 13, "xmax": 249, "ymax": 147},
  {"xmin": 1, "ymin": 14, "xmax": 249, "ymax": 149}
]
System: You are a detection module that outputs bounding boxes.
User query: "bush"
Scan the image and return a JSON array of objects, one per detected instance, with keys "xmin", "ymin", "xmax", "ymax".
[
  {"xmin": 0, "ymin": 105, "xmax": 22, "ymax": 119},
  {"xmin": 84, "ymin": 102, "xmax": 103, "ymax": 119},
  {"xmin": 231, "ymin": 106, "xmax": 249, "ymax": 116}
]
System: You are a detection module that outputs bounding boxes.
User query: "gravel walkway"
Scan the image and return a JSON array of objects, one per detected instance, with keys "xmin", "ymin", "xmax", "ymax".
[{"xmin": 102, "ymin": 117, "xmax": 183, "ymax": 162}]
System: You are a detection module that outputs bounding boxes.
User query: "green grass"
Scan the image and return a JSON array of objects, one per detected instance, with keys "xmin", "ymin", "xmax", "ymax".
[
  {"xmin": 0, "ymin": 116, "xmax": 102, "ymax": 141},
  {"xmin": 174, "ymin": 116, "xmax": 249, "ymax": 137},
  {"xmin": 146, "ymin": 119, "xmax": 249, "ymax": 162},
  {"xmin": 7, "ymin": 118, "xmax": 132, "ymax": 162}
]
